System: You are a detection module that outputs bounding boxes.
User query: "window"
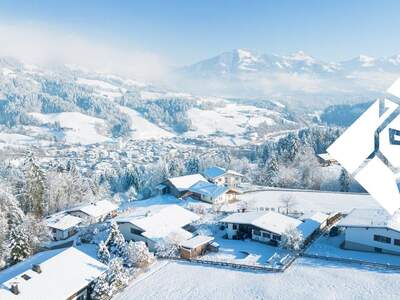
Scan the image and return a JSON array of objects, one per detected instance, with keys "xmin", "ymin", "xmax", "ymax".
[
  {"xmin": 253, "ymin": 230, "xmax": 261, "ymax": 236},
  {"xmin": 373, "ymin": 234, "xmax": 391, "ymax": 244},
  {"xmin": 130, "ymin": 227, "xmax": 143, "ymax": 235},
  {"xmin": 394, "ymin": 239, "xmax": 400, "ymax": 246},
  {"xmin": 272, "ymin": 234, "xmax": 281, "ymax": 241},
  {"xmin": 262, "ymin": 232, "xmax": 270, "ymax": 238},
  {"xmin": 21, "ymin": 274, "xmax": 31, "ymax": 281},
  {"xmin": 232, "ymin": 224, "xmax": 238, "ymax": 230}
]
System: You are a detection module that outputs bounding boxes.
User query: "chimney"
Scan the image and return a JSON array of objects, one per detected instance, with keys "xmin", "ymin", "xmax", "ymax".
[
  {"xmin": 32, "ymin": 264, "xmax": 42, "ymax": 273},
  {"xmin": 10, "ymin": 283, "xmax": 20, "ymax": 295}
]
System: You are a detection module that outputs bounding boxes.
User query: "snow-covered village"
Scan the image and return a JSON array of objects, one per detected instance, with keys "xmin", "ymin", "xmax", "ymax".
[{"xmin": 2, "ymin": 1, "xmax": 400, "ymax": 300}]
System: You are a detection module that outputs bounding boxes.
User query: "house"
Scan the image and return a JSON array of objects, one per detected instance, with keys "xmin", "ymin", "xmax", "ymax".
[
  {"xmin": 46, "ymin": 213, "xmax": 83, "ymax": 241},
  {"xmin": 338, "ymin": 208, "xmax": 400, "ymax": 255},
  {"xmin": 298, "ymin": 212, "xmax": 330, "ymax": 244},
  {"xmin": 179, "ymin": 235, "xmax": 215, "ymax": 259},
  {"xmin": 116, "ymin": 204, "xmax": 200, "ymax": 251},
  {"xmin": 0, "ymin": 247, "xmax": 107, "ymax": 300},
  {"xmin": 156, "ymin": 174, "xmax": 208, "ymax": 197},
  {"xmin": 317, "ymin": 153, "xmax": 338, "ymax": 166},
  {"xmin": 221, "ymin": 211, "xmax": 302, "ymax": 246},
  {"xmin": 67, "ymin": 200, "xmax": 118, "ymax": 224},
  {"xmin": 184, "ymin": 180, "xmax": 239, "ymax": 204},
  {"xmin": 202, "ymin": 166, "xmax": 245, "ymax": 187}
]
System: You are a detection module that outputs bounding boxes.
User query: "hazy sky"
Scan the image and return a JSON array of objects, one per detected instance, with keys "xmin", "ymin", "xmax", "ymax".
[{"xmin": 0, "ymin": 0, "xmax": 399, "ymax": 75}]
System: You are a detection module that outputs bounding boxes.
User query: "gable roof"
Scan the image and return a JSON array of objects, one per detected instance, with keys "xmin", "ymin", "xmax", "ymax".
[
  {"xmin": 117, "ymin": 204, "xmax": 199, "ymax": 241},
  {"xmin": 69, "ymin": 200, "xmax": 118, "ymax": 218},
  {"xmin": 202, "ymin": 167, "xmax": 244, "ymax": 180},
  {"xmin": 46, "ymin": 213, "xmax": 83, "ymax": 231},
  {"xmin": 180, "ymin": 235, "xmax": 214, "ymax": 249},
  {"xmin": 167, "ymin": 174, "xmax": 207, "ymax": 191},
  {"xmin": 221, "ymin": 211, "xmax": 302, "ymax": 235},
  {"xmin": 338, "ymin": 208, "xmax": 400, "ymax": 231},
  {"xmin": 189, "ymin": 181, "xmax": 229, "ymax": 198},
  {"xmin": 0, "ymin": 247, "xmax": 107, "ymax": 300}
]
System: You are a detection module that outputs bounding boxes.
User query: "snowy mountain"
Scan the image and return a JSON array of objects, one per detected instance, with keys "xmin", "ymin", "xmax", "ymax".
[{"xmin": 177, "ymin": 49, "xmax": 400, "ymax": 106}]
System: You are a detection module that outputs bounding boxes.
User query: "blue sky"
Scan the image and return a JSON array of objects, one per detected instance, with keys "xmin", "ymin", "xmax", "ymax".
[{"xmin": 0, "ymin": 0, "xmax": 399, "ymax": 66}]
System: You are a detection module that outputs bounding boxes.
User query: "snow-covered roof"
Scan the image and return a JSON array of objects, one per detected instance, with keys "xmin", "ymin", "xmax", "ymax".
[
  {"xmin": 202, "ymin": 167, "xmax": 244, "ymax": 179},
  {"xmin": 338, "ymin": 209, "xmax": 400, "ymax": 231},
  {"xmin": 46, "ymin": 213, "xmax": 83, "ymax": 231},
  {"xmin": 167, "ymin": 174, "xmax": 208, "ymax": 191},
  {"xmin": 0, "ymin": 247, "xmax": 107, "ymax": 300},
  {"xmin": 117, "ymin": 204, "xmax": 199, "ymax": 241},
  {"xmin": 180, "ymin": 235, "xmax": 214, "ymax": 249},
  {"xmin": 317, "ymin": 153, "xmax": 336, "ymax": 161},
  {"xmin": 70, "ymin": 200, "xmax": 118, "ymax": 218},
  {"xmin": 189, "ymin": 181, "xmax": 229, "ymax": 198},
  {"xmin": 221, "ymin": 211, "xmax": 302, "ymax": 235}
]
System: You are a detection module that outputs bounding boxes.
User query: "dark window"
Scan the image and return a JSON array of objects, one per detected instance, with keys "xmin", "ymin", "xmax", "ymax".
[
  {"xmin": 253, "ymin": 230, "xmax": 261, "ymax": 236},
  {"xmin": 394, "ymin": 239, "xmax": 400, "ymax": 246},
  {"xmin": 130, "ymin": 227, "xmax": 143, "ymax": 235},
  {"xmin": 262, "ymin": 232, "xmax": 270, "ymax": 238},
  {"xmin": 272, "ymin": 234, "xmax": 281, "ymax": 241},
  {"xmin": 232, "ymin": 224, "xmax": 238, "ymax": 230},
  {"xmin": 373, "ymin": 234, "xmax": 391, "ymax": 244},
  {"xmin": 21, "ymin": 274, "xmax": 31, "ymax": 281}
]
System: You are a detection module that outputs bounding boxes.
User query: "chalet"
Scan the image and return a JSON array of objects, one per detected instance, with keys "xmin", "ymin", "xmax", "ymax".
[
  {"xmin": 46, "ymin": 213, "xmax": 83, "ymax": 241},
  {"xmin": 179, "ymin": 235, "xmax": 216, "ymax": 259},
  {"xmin": 338, "ymin": 209, "xmax": 400, "ymax": 255},
  {"xmin": 116, "ymin": 204, "xmax": 200, "ymax": 251},
  {"xmin": 317, "ymin": 153, "xmax": 338, "ymax": 166},
  {"xmin": 202, "ymin": 166, "xmax": 245, "ymax": 187},
  {"xmin": 184, "ymin": 180, "xmax": 239, "ymax": 204},
  {"xmin": 156, "ymin": 174, "xmax": 208, "ymax": 198},
  {"xmin": 67, "ymin": 200, "xmax": 118, "ymax": 224},
  {"xmin": 0, "ymin": 247, "xmax": 107, "ymax": 300},
  {"xmin": 221, "ymin": 211, "xmax": 303, "ymax": 246}
]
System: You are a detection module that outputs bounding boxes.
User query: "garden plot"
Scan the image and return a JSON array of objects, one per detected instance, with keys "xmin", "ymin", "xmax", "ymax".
[{"xmin": 306, "ymin": 233, "xmax": 400, "ymax": 266}]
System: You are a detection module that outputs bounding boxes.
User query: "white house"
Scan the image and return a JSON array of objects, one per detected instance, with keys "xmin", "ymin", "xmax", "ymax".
[
  {"xmin": 0, "ymin": 247, "xmax": 107, "ymax": 300},
  {"xmin": 185, "ymin": 180, "xmax": 239, "ymax": 204},
  {"xmin": 46, "ymin": 213, "xmax": 83, "ymax": 241},
  {"xmin": 68, "ymin": 200, "xmax": 118, "ymax": 224},
  {"xmin": 221, "ymin": 211, "xmax": 303, "ymax": 245},
  {"xmin": 338, "ymin": 208, "xmax": 400, "ymax": 255},
  {"xmin": 116, "ymin": 204, "xmax": 200, "ymax": 251},
  {"xmin": 202, "ymin": 167, "xmax": 245, "ymax": 187},
  {"xmin": 156, "ymin": 174, "xmax": 208, "ymax": 198}
]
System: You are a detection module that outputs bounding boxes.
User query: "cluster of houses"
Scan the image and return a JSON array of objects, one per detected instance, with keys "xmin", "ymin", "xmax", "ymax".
[
  {"xmin": 157, "ymin": 166, "xmax": 245, "ymax": 204},
  {"xmin": 46, "ymin": 200, "xmax": 118, "ymax": 241},
  {"xmin": 3, "ymin": 164, "xmax": 400, "ymax": 299}
]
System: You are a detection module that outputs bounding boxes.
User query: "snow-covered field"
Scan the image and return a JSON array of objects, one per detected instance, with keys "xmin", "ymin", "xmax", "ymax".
[
  {"xmin": 29, "ymin": 112, "xmax": 109, "ymax": 144},
  {"xmin": 115, "ymin": 258, "xmax": 400, "ymax": 300},
  {"xmin": 237, "ymin": 189, "xmax": 379, "ymax": 215},
  {"xmin": 118, "ymin": 106, "xmax": 174, "ymax": 140}
]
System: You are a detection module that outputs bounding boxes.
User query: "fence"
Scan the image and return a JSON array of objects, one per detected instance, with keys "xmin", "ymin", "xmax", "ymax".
[{"xmin": 156, "ymin": 255, "xmax": 285, "ymax": 273}]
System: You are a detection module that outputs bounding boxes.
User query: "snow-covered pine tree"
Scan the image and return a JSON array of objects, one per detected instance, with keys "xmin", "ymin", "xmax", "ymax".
[
  {"xmin": 339, "ymin": 168, "xmax": 351, "ymax": 192},
  {"xmin": 8, "ymin": 224, "xmax": 32, "ymax": 265},
  {"xmin": 126, "ymin": 241, "xmax": 154, "ymax": 268},
  {"xmin": 23, "ymin": 154, "xmax": 46, "ymax": 217},
  {"xmin": 106, "ymin": 220, "xmax": 126, "ymax": 257},
  {"xmin": 98, "ymin": 240, "xmax": 111, "ymax": 264},
  {"xmin": 185, "ymin": 157, "xmax": 200, "ymax": 175},
  {"xmin": 91, "ymin": 274, "xmax": 112, "ymax": 300},
  {"xmin": 107, "ymin": 257, "xmax": 130, "ymax": 293}
]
